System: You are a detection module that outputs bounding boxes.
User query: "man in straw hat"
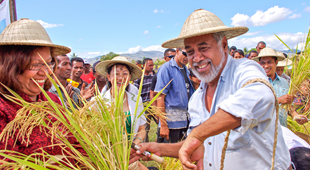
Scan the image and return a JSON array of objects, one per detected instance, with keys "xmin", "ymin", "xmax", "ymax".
[
  {"xmin": 276, "ymin": 53, "xmax": 292, "ymax": 83},
  {"xmin": 252, "ymin": 48, "xmax": 308, "ymax": 127},
  {"xmin": 130, "ymin": 9, "xmax": 291, "ymax": 169}
]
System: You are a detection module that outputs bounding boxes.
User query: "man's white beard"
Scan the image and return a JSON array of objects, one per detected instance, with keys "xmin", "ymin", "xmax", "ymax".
[{"xmin": 192, "ymin": 49, "xmax": 226, "ymax": 83}]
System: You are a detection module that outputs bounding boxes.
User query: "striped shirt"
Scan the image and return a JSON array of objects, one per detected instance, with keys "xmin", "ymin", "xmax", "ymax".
[{"xmin": 134, "ymin": 73, "xmax": 154, "ymax": 103}]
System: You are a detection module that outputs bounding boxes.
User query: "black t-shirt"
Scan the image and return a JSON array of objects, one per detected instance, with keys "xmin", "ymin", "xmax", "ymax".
[
  {"xmin": 150, "ymin": 73, "xmax": 157, "ymax": 91},
  {"xmin": 179, "ymin": 67, "xmax": 190, "ymax": 99}
]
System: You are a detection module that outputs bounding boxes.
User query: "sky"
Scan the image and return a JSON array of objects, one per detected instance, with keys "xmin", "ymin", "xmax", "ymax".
[{"xmin": 13, "ymin": 0, "xmax": 310, "ymax": 58}]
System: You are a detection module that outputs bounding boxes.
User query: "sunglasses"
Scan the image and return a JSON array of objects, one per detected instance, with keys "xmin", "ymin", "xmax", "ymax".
[
  {"xmin": 180, "ymin": 50, "xmax": 187, "ymax": 57},
  {"xmin": 167, "ymin": 55, "xmax": 175, "ymax": 58}
]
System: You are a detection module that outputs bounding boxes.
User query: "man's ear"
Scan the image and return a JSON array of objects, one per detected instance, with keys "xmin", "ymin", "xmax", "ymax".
[{"xmin": 222, "ymin": 36, "xmax": 228, "ymax": 55}]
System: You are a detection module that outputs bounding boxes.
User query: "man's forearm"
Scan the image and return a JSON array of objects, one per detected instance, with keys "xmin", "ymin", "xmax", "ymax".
[
  {"xmin": 157, "ymin": 94, "xmax": 167, "ymax": 126},
  {"xmin": 158, "ymin": 141, "xmax": 184, "ymax": 158},
  {"xmin": 189, "ymin": 109, "xmax": 241, "ymax": 142}
]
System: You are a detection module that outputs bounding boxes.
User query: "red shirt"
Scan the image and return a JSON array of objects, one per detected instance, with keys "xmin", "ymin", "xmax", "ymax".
[
  {"xmin": 80, "ymin": 72, "xmax": 95, "ymax": 84},
  {"xmin": 0, "ymin": 91, "xmax": 84, "ymax": 161}
]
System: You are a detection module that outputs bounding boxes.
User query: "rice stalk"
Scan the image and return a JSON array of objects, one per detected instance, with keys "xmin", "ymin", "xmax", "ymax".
[
  {"xmin": 276, "ymin": 28, "xmax": 310, "ymax": 138},
  {"xmin": 0, "ymin": 69, "xmax": 169, "ymax": 169}
]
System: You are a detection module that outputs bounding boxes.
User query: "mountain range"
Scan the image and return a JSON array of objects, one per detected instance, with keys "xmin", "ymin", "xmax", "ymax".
[
  {"xmin": 85, "ymin": 51, "xmax": 164, "ymax": 65},
  {"xmin": 84, "ymin": 49, "xmax": 300, "ymax": 65}
]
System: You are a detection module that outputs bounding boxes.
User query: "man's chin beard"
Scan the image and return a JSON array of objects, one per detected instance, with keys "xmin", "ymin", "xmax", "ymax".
[{"xmin": 192, "ymin": 52, "xmax": 225, "ymax": 83}]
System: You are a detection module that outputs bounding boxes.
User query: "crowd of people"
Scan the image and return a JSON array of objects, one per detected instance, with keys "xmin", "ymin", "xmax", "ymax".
[{"xmin": 0, "ymin": 9, "xmax": 310, "ymax": 170}]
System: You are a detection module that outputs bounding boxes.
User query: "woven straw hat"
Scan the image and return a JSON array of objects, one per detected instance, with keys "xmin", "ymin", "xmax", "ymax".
[
  {"xmin": 0, "ymin": 18, "xmax": 71, "ymax": 55},
  {"xmin": 95, "ymin": 56, "xmax": 142, "ymax": 81},
  {"xmin": 252, "ymin": 47, "xmax": 285, "ymax": 62},
  {"xmin": 162, "ymin": 9, "xmax": 249, "ymax": 48},
  {"xmin": 277, "ymin": 58, "xmax": 293, "ymax": 67}
]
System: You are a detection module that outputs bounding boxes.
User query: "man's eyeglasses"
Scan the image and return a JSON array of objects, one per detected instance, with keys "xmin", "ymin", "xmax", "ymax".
[
  {"xmin": 180, "ymin": 50, "xmax": 187, "ymax": 57},
  {"xmin": 29, "ymin": 62, "xmax": 55, "ymax": 71},
  {"xmin": 259, "ymin": 60, "xmax": 274, "ymax": 66},
  {"xmin": 167, "ymin": 55, "xmax": 175, "ymax": 58}
]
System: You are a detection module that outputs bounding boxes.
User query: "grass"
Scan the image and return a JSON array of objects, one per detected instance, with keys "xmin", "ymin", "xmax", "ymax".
[{"xmin": 141, "ymin": 121, "xmax": 160, "ymax": 168}]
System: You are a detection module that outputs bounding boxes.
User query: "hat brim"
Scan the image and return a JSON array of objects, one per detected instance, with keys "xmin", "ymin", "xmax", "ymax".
[
  {"xmin": 277, "ymin": 59, "xmax": 293, "ymax": 67},
  {"xmin": 162, "ymin": 26, "xmax": 249, "ymax": 48},
  {"xmin": 0, "ymin": 41, "xmax": 71, "ymax": 55},
  {"xmin": 252, "ymin": 55, "xmax": 285, "ymax": 62},
  {"xmin": 95, "ymin": 60, "xmax": 142, "ymax": 81}
]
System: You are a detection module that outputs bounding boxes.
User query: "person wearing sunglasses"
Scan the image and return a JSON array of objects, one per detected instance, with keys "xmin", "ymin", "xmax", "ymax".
[
  {"xmin": 163, "ymin": 48, "xmax": 176, "ymax": 61},
  {"xmin": 155, "ymin": 47, "xmax": 194, "ymax": 143}
]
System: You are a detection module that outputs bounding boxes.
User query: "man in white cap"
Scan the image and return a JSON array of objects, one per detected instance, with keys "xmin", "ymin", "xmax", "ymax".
[{"xmin": 130, "ymin": 9, "xmax": 291, "ymax": 169}]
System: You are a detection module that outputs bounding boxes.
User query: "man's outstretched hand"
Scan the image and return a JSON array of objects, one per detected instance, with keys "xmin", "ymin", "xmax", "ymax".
[{"xmin": 179, "ymin": 136, "xmax": 204, "ymax": 170}]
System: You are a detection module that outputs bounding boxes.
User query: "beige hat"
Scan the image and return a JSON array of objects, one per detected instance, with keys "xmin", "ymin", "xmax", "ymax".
[
  {"xmin": 277, "ymin": 58, "xmax": 293, "ymax": 67},
  {"xmin": 0, "ymin": 18, "xmax": 71, "ymax": 55},
  {"xmin": 95, "ymin": 56, "xmax": 142, "ymax": 81},
  {"xmin": 252, "ymin": 47, "xmax": 285, "ymax": 62},
  {"xmin": 162, "ymin": 9, "xmax": 249, "ymax": 48}
]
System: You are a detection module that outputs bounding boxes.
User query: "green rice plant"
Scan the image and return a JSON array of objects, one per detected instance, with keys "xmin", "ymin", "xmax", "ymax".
[
  {"xmin": 0, "ymin": 65, "xmax": 168, "ymax": 169},
  {"xmin": 158, "ymin": 157, "xmax": 182, "ymax": 170},
  {"xmin": 276, "ymin": 28, "xmax": 310, "ymax": 136}
]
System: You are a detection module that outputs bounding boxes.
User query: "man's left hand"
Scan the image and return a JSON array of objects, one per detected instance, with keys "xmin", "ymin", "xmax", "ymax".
[{"xmin": 179, "ymin": 135, "xmax": 204, "ymax": 170}]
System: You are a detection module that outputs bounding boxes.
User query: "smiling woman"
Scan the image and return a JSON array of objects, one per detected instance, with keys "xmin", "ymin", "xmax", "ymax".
[{"xmin": 0, "ymin": 18, "xmax": 85, "ymax": 164}]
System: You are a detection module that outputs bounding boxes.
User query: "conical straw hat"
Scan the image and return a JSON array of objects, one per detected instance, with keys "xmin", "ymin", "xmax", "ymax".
[
  {"xmin": 252, "ymin": 47, "xmax": 285, "ymax": 62},
  {"xmin": 162, "ymin": 9, "xmax": 249, "ymax": 48},
  {"xmin": 277, "ymin": 58, "xmax": 293, "ymax": 67},
  {"xmin": 0, "ymin": 18, "xmax": 71, "ymax": 55},
  {"xmin": 95, "ymin": 56, "xmax": 142, "ymax": 81}
]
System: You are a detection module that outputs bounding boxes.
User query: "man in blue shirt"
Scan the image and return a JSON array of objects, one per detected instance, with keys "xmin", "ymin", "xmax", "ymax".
[
  {"xmin": 253, "ymin": 47, "xmax": 308, "ymax": 126},
  {"xmin": 155, "ymin": 48, "xmax": 194, "ymax": 143}
]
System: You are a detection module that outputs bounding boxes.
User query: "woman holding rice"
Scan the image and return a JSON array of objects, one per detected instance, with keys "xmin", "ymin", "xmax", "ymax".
[
  {"xmin": 95, "ymin": 56, "xmax": 147, "ymax": 170},
  {"xmin": 0, "ymin": 19, "xmax": 84, "ymax": 163},
  {"xmin": 95, "ymin": 56, "xmax": 146, "ymax": 145}
]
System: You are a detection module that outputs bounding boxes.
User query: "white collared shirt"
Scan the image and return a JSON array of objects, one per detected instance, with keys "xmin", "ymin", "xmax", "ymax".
[
  {"xmin": 102, "ymin": 88, "xmax": 146, "ymax": 135},
  {"xmin": 188, "ymin": 56, "xmax": 290, "ymax": 170}
]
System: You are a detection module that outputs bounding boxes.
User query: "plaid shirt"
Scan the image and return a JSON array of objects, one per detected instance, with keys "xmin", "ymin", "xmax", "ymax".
[{"xmin": 134, "ymin": 73, "xmax": 154, "ymax": 103}]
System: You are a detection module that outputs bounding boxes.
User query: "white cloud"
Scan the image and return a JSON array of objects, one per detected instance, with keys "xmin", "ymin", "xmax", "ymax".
[
  {"xmin": 231, "ymin": 6, "xmax": 292, "ymax": 26},
  {"xmin": 36, "ymin": 20, "xmax": 64, "ymax": 28},
  {"xmin": 289, "ymin": 13, "xmax": 302, "ymax": 19},
  {"xmin": 77, "ymin": 38, "xmax": 82, "ymax": 42},
  {"xmin": 228, "ymin": 32, "xmax": 307, "ymax": 51},
  {"xmin": 305, "ymin": 6, "xmax": 310, "ymax": 12},
  {"xmin": 143, "ymin": 30, "xmax": 149, "ymax": 34},
  {"xmin": 244, "ymin": 31, "xmax": 263, "ymax": 36},
  {"xmin": 126, "ymin": 45, "xmax": 143, "ymax": 54},
  {"xmin": 153, "ymin": 9, "xmax": 164, "ymax": 13},
  {"xmin": 119, "ymin": 45, "xmax": 165, "ymax": 54},
  {"xmin": 143, "ymin": 45, "xmax": 165, "ymax": 52},
  {"xmin": 231, "ymin": 13, "xmax": 250, "ymax": 26},
  {"xmin": 156, "ymin": 25, "xmax": 161, "ymax": 28}
]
